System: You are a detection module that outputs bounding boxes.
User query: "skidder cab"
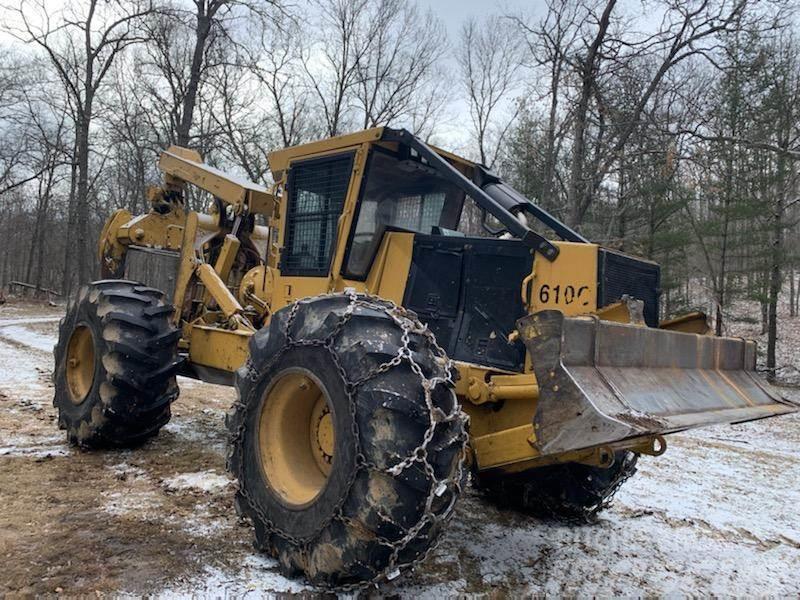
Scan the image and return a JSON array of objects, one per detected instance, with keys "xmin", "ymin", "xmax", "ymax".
[{"xmin": 54, "ymin": 127, "xmax": 797, "ymax": 588}]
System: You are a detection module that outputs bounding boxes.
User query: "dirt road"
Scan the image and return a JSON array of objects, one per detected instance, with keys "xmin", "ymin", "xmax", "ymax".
[{"xmin": 1, "ymin": 301, "xmax": 798, "ymax": 596}]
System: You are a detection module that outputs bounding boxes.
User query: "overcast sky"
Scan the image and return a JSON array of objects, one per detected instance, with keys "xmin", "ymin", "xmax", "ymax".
[
  {"xmin": 415, "ymin": 0, "xmax": 544, "ymax": 151},
  {"xmin": 418, "ymin": 0, "xmax": 544, "ymax": 35}
]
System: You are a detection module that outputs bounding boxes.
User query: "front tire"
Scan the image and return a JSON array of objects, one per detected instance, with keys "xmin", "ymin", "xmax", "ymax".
[
  {"xmin": 227, "ymin": 293, "xmax": 468, "ymax": 588},
  {"xmin": 53, "ymin": 280, "xmax": 182, "ymax": 448}
]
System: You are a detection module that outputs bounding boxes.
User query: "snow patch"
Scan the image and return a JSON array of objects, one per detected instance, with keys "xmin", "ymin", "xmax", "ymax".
[
  {"xmin": 0, "ymin": 316, "xmax": 61, "ymax": 327},
  {"xmin": 154, "ymin": 554, "xmax": 312, "ymax": 597},
  {"xmin": 162, "ymin": 471, "xmax": 233, "ymax": 493},
  {"xmin": 108, "ymin": 462, "xmax": 149, "ymax": 480},
  {"xmin": 0, "ymin": 443, "xmax": 69, "ymax": 458},
  {"xmin": 0, "ymin": 325, "xmax": 57, "ymax": 352},
  {"xmin": 102, "ymin": 488, "xmax": 163, "ymax": 518}
]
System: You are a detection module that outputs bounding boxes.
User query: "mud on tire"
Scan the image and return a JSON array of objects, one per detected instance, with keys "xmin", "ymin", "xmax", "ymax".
[
  {"xmin": 227, "ymin": 292, "xmax": 469, "ymax": 589},
  {"xmin": 476, "ymin": 450, "xmax": 638, "ymax": 522},
  {"xmin": 53, "ymin": 280, "xmax": 182, "ymax": 448}
]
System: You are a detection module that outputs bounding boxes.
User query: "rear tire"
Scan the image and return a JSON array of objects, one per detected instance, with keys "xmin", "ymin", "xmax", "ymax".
[
  {"xmin": 476, "ymin": 450, "xmax": 638, "ymax": 522},
  {"xmin": 227, "ymin": 292, "xmax": 468, "ymax": 588},
  {"xmin": 53, "ymin": 280, "xmax": 181, "ymax": 448}
]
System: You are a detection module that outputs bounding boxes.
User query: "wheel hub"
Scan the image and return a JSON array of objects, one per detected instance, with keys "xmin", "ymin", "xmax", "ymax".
[
  {"xmin": 65, "ymin": 325, "xmax": 95, "ymax": 405},
  {"xmin": 257, "ymin": 369, "xmax": 335, "ymax": 508},
  {"xmin": 310, "ymin": 400, "xmax": 334, "ymax": 473}
]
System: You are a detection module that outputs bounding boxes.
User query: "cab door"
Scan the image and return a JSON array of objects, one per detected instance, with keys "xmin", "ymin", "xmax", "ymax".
[{"xmin": 272, "ymin": 152, "xmax": 358, "ymax": 311}]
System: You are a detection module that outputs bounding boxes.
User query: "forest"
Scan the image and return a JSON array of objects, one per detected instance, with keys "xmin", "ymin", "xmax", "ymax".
[{"xmin": 0, "ymin": 0, "xmax": 798, "ymax": 378}]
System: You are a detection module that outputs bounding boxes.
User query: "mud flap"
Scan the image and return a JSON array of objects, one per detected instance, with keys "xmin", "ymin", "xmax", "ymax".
[{"xmin": 517, "ymin": 310, "xmax": 799, "ymax": 456}]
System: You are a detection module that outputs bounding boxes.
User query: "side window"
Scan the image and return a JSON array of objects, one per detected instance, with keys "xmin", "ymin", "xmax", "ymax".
[
  {"xmin": 281, "ymin": 153, "xmax": 354, "ymax": 276},
  {"xmin": 344, "ymin": 151, "xmax": 463, "ymax": 280}
]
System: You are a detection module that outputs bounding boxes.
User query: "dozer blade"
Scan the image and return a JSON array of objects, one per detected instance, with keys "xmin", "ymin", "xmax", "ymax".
[{"xmin": 517, "ymin": 310, "xmax": 799, "ymax": 456}]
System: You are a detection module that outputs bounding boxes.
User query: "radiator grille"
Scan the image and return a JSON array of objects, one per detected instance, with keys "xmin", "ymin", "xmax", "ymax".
[
  {"xmin": 124, "ymin": 246, "xmax": 180, "ymax": 302},
  {"xmin": 598, "ymin": 248, "xmax": 661, "ymax": 327},
  {"xmin": 281, "ymin": 153, "xmax": 353, "ymax": 276}
]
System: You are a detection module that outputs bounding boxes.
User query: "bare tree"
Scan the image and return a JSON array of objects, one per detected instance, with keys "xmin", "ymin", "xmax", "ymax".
[
  {"xmin": 248, "ymin": 14, "xmax": 316, "ymax": 147},
  {"xmin": 561, "ymin": 0, "xmax": 770, "ymax": 229},
  {"xmin": 140, "ymin": 0, "xmax": 280, "ymax": 149},
  {"xmin": 6, "ymin": 0, "xmax": 156, "ymax": 289},
  {"xmin": 353, "ymin": 1, "xmax": 446, "ymax": 130},
  {"xmin": 207, "ymin": 60, "xmax": 273, "ymax": 182},
  {"xmin": 511, "ymin": 0, "xmax": 582, "ymax": 204},
  {"xmin": 457, "ymin": 16, "xmax": 524, "ymax": 167},
  {"xmin": 302, "ymin": 0, "xmax": 371, "ymax": 137}
]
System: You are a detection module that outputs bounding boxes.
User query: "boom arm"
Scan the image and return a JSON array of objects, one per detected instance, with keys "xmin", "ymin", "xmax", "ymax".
[{"xmin": 159, "ymin": 146, "xmax": 276, "ymax": 216}]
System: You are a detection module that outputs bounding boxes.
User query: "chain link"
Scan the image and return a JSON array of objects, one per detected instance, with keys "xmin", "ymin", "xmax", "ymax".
[
  {"xmin": 530, "ymin": 451, "xmax": 638, "ymax": 525},
  {"xmin": 226, "ymin": 290, "xmax": 469, "ymax": 592}
]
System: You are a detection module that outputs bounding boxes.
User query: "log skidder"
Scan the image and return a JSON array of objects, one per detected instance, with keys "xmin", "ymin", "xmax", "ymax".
[
  {"xmin": 79, "ymin": 129, "xmax": 797, "ymax": 590},
  {"xmin": 52, "ymin": 280, "xmax": 181, "ymax": 447},
  {"xmin": 226, "ymin": 292, "xmax": 469, "ymax": 588}
]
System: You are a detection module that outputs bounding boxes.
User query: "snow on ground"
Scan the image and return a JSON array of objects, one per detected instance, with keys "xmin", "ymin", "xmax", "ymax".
[
  {"xmin": 162, "ymin": 470, "xmax": 233, "ymax": 493},
  {"xmin": 0, "ymin": 324, "xmax": 56, "ymax": 352},
  {"xmin": 0, "ymin": 301, "xmax": 798, "ymax": 597},
  {"xmin": 156, "ymin": 555, "xmax": 313, "ymax": 597},
  {"xmin": 0, "ymin": 316, "xmax": 62, "ymax": 327}
]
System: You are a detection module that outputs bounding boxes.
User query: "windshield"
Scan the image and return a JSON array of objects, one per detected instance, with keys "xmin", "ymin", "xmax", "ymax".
[{"xmin": 345, "ymin": 150, "xmax": 465, "ymax": 278}]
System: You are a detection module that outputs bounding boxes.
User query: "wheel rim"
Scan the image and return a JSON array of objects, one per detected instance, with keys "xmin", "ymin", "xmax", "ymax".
[
  {"xmin": 65, "ymin": 325, "xmax": 95, "ymax": 405},
  {"xmin": 257, "ymin": 369, "xmax": 335, "ymax": 508}
]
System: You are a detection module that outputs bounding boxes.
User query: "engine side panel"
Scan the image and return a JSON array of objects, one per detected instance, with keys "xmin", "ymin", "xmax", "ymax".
[{"xmin": 403, "ymin": 236, "xmax": 532, "ymax": 371}]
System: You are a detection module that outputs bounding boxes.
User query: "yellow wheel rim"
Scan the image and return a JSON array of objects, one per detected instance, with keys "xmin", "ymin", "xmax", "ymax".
[
  {"xmin": 65, "ymin": 325, "xmax": 95, "ymax": 405},
  {"xmin": 257, "ymin": 369, "xmax": 335, "ymax": 508}
]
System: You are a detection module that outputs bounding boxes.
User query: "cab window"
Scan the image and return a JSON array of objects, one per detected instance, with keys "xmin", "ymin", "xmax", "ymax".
[
  {"xmin": 344, "ymin": 151, "xmax": 464, "ymax": 279},
  {"xmin": 281, "ymin": 153, "xmax": 354, "ymax": 276}
]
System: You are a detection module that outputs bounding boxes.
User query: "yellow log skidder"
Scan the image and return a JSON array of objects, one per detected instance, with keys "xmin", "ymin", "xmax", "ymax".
[{"xmin": 53, "ymin": 127, "xmax": 798, "ymax": 589}]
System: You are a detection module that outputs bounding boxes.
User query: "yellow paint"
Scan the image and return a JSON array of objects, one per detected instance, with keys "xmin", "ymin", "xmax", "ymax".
[
  {"xmin": 327, "ymin": 145, "xmax": 370, "ymax": 290},
  {"xmin": 268, "ymin": 128, "xmax": 384, "ymax": 177},
  {"xmin": 188, "ymin": 325, "xmax": 251, "ymax": 372},
  {"xmin": 238, "ymin": 265, "xmax": 274, "ymax": 313},
  {"xmin": 97, "ymin": 208, "xmax": 132, "ymax": 276},
  {"xmin": 172, "ymin": 211, "xmax": 199, "ymax": 323},
  {"xmin": 65, "ymin": 325, "xmax": 95, "ymax": 405},
  {"xmin": 197, "ymin": 263, "xmax": 244, "ymax": 319},
  {"xmin": 257, "ymin": 369, "xmax": 334, "ymax": 506},
  {"xmin": 368, "ymin": 232, "xmax": 415, "ymax": 303},
  {"xmin": 470, "ymin": 424, "xmax": 540, "ymax": 470},
  {"xmin": 595, "ymin": 300, "xmax": 634, "ymax": 323},
  {"xmin": 117, "ymin": 209, "xmax": 186, "ymax": 252},
  {"xmin": 160, "ymin": 145, "xmax": 276, "ymax": 216},
  {"xmin": 529, "ymin": 241, "xmax": 598, "ymax": 316},
  {"xmin": 660, "ymin": 311, "xmax": 711, "ymax": 334}
]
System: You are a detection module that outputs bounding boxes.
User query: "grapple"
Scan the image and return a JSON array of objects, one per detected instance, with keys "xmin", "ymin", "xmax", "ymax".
[{"xmin": 517, "ymin": 310, "xmax": 798, "ymax": 456}]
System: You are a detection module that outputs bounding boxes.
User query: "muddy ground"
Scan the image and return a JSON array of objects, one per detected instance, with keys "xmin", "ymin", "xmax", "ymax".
[{"xmin": 1, "ymin": 301, "xmax": 799, "ymax": 597}]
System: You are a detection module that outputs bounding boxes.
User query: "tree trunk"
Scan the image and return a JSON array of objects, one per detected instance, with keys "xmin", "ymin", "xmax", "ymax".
[
  {"xmin": 715, "ymin": 146, "xmax": 733, "ymax": 336},
  {"xmin": 565, "ymin": 0, "xmax": 616, "ymax": 228},
  {"xmin": 176, "ymin": 9, "xmax": 212, "ymax": 146},
  {"xmin": 62, "ymin": 147, "xmax": 79, "ymax": 296},
  {"xmin": 75, "ymin": 113, "xmax": 92, "ymax": 286},
  {"xmin": 766, "ymin": 151, "xmax": 786, "ymax": 382}
]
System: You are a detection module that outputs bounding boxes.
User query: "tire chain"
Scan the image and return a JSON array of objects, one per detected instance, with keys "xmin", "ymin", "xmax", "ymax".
[
  {"xmin": 524, "ymin": 451, "xmax": 638, "ymax": 525},
  {"xmin": 226, "ymin": 289, "xmax": 470, "ymax": 593}
]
